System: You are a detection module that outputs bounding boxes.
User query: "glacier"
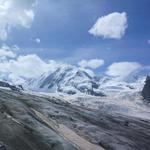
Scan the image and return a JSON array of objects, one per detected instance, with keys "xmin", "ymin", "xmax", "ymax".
[{"xmin": 0, "ymin": 63, "xmax": 150, "ymax": 120}]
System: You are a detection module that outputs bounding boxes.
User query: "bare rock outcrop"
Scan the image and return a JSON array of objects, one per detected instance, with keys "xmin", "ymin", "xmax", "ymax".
[{"xmin": 142, "ymin": 75, "xmax": 150, "ymax": 102}]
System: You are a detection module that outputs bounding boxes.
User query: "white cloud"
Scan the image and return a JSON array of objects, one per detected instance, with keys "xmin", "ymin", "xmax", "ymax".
[
  {"xmin": 0, "ymin": 54, "xmax": 52, "ymax": 78},
  {"xmin": 0, "ymin": 45, "xmax": 16, "ymax": 58},
  {"xmin": 78, "ymin": 59, "xmax": 104, "ymax": 69},
  {"xmin": 106, "ymin": 62, "xmax": 141, "ymax": 79},
  {"xmin": 0, "ymin": 54, "xmax": 103, "ymax": 84},
  {"xmin": 89, "ymin": 12, "xmax": 128, "ymax": 39},
  {"xmin": 0, "ymin": 0, "xmax": 37, "ymax": 40},
  {"xmin": 35, "ymin": 38, "xmax": 40, "ymax": 43},
  {"xmin": 30, "ymin": 38, "xmax": 41, "ymax": 44},
  {"xmin": 0, "ymin": 53, "xmax": 63, "ymax": 84}
]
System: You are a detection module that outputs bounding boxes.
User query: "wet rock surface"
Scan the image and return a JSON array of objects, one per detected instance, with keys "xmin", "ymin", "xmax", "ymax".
[{"xmin": 0, "ymin": 89, "xmax": 150, "ymax": 150}]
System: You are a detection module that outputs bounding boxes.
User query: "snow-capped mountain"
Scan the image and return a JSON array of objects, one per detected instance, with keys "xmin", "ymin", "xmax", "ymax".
[
  {"xmin": 27, "ymin": 64, "xmax": 105, "ymax": 96},
  {"xmin": 97, "ymin": 67, "xmax": 150, "ymax": 95},
  {"xmin": 0, "ymin": 61, "xmax": 149, "ymax": 97},
  {"xmin": 25, "ymin": 64, "xmax": 150, "ymax": 97}
]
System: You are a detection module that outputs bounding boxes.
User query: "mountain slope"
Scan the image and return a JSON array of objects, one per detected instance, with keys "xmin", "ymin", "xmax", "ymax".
[{"xmin": 27, "ymin": 65, "xmax": 105, "ymax": 96}]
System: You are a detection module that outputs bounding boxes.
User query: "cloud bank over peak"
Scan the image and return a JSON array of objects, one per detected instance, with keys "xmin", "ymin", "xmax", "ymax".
[
  {"xmin": 89, "ymin": 12, "xmax": 128, "ymax": 39},
  {"xmin": 0, "ymin": 45, "xmax": 67, "ymax": 84},
  {"xmin": 0, "ymin": 47, "xmax": 103, "ymax": 84},
  {"xmin": 0, "ymin": 0, "xmax": 37, "ymax": 41},
  {"xmin": 106, "ymin": 62, "xmax": 142, "ymax": 79},
  {"xmin": 0, "ymin": 54, "xmax": 53, "ymax": 79},
  {"xmin": 0, "ymin": 44, "xmax": 148, "ymax": 84},
  {"xmin": 78, "ymin": 59, "xmax": 105, "ymax": 69}
]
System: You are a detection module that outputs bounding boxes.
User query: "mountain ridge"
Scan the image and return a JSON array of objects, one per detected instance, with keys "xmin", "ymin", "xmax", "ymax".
[{"xmin": 0, "ymin": 63, "xmax": 149, "ymax": 97}]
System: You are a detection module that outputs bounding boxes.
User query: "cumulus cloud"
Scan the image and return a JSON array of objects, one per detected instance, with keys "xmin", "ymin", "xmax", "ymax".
[
  {"xmin": 78, "ymin": 59, "xmax": 104, "ymax": 69},
  {"xmin": 0, "ymin": 54, "xmax": 53, "ymax": 79},
  {"xmin": 106, "ymin": 62, "xmax": 141, "ymax": 79},
  {"xmin": 0, "ymin": 53, "xmax": 103, "ymax": 84},
  {"xmin": 89, "ymin": 12, "xmax": 128, "ymax": 39},
  {"xmin": 0, "ymin": 0, "xmax": 37, "ymax": 40},
  {"xmin": 0, "ymin": 45, "xmax": 16, "ymax": 58}
]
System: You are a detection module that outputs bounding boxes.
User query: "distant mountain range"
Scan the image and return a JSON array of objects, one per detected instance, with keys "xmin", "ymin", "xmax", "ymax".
[
  {"xmin": 26, "ymin": 64, "xmax": 149, "ymax": 96},
  {"xmin": 0, "ymin": 63, "xmax": 149, "ymax": 97}
]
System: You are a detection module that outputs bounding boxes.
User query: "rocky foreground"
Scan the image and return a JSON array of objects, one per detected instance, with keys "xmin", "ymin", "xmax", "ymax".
[{"xmin": 0, "ymin": 89, "xmax": 150, "ymax": 150}]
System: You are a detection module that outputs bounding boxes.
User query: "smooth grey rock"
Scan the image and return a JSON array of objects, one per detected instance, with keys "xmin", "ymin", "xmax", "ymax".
[{"xmin": 0, "ymin": 89, "xmax": 150, "ymax": 150}]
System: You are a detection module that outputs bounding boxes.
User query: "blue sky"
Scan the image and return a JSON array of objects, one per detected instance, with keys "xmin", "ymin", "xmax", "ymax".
[{"xmin": 0, "ymin": 0, "xmax": 149, "ymax": 77}]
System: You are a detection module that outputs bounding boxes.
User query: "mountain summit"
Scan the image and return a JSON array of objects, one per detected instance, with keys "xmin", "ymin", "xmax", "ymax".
[{"xmin": 27, "ymin": 65, "xmax": 105, "ymax": 96}]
